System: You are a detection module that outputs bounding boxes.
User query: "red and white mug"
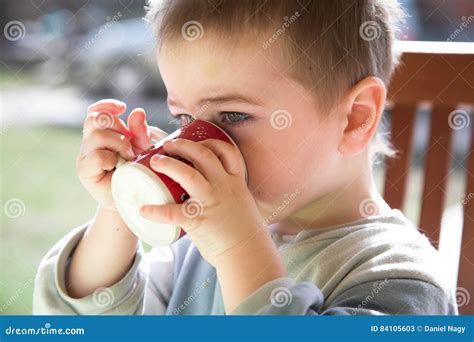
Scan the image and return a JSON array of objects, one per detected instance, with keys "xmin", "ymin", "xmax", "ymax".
[{"xmin": 111, "ymin": 119, "xmax": 246, "ymax": 246}]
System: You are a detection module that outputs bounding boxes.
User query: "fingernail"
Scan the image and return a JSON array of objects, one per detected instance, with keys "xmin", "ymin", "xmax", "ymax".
[
  {"xmin": 138, "ymin": 109, "xmax": 147, "ymax": 123},
  {"xmin": 151, "ymin": 154, "xmax": 163, "ymax": 163}
]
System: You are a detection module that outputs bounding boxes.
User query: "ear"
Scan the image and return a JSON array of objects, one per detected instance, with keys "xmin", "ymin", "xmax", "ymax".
[{"xmin": 338, "ymin": 77, "xmax": 386, "ymax": 157}]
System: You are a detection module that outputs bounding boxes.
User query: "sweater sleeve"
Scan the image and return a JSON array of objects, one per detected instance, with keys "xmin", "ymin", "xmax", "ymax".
[
  {"xmin": 228, "ymin": 277, "xmax": 458, "ymax": 315},
  {"xmin": 32, "ymin": 222, "xmax": 173, "ymax": 315}
]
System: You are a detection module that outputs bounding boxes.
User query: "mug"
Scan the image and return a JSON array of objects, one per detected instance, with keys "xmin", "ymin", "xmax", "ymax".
[{"xmin": 111, "ymin": 119, "xmax": 247, "ymax": 247}]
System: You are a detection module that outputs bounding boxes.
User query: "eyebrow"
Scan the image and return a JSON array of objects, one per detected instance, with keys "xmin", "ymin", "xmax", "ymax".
[{"xmin": 167, "ymin": 92, "xmax": 264, "ymax": 109}]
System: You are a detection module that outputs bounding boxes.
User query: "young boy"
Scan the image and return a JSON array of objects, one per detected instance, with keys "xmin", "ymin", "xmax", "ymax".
[{"xmin": 33, "ymin": 0, "xmax": 457, "ymax": 315}]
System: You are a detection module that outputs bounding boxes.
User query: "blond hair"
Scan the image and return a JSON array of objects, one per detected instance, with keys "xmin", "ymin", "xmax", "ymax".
[{"xmin": 145, "ymin": 0, "xmax": 406, "ymax": 161}]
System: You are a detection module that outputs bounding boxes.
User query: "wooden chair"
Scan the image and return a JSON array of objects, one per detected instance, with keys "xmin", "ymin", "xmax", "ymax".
[{"xmin": 384, "ymin": 41, "xmax": 473, "ymax": 315}]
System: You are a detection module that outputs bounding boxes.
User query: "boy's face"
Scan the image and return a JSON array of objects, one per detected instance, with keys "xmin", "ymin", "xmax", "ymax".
[{"xmin": 158, "ymin": 36, "xmax": 344, "ymax": 220}]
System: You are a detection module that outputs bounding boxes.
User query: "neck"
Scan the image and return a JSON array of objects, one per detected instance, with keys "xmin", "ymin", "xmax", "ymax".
[{"xmin": 269, "ymin": 156, "xmax": 392, "ymax": 235}]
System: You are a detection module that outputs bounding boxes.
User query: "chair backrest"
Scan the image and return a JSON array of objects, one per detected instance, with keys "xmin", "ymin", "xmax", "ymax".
[{"xmin": 384, "ymin": 41, "xmax": 473, "ymax": 315}]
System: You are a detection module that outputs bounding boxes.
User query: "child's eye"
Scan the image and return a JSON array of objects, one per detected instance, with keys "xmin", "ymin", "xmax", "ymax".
[
  {"xmin": 180, "ymin": 114, "xmax": 194, "ymax": 125},
  {"xmin": 220, "ymin": 112, "xmax": 250, "ymax": 125},
  {"xmin": 168, "ymin": 112, "xmax": 250, "ymax": 128},
  {"xmin": 169, "ymin": 114, "xmax": 194, "ymax": 127}
]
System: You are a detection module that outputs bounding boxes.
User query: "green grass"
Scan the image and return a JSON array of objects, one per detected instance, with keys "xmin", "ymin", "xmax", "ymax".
[
  {"xmin": 0, "ymin": 66, "xmax": 36, "ymax": 89},
  {"xmin": 0, "ymin": 126, "xmax": 96, "ymax": 315}
]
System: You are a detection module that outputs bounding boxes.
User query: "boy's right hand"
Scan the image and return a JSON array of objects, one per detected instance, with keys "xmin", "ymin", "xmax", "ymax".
[{"xmin": 77, "ymin": 99, "xmax": 168, "ymax": 211}]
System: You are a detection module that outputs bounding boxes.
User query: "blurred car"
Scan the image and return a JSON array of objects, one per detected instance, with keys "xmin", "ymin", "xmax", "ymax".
[{"xmin": 68, "ymin": 18, "xmax": 166, "ymax": 97}]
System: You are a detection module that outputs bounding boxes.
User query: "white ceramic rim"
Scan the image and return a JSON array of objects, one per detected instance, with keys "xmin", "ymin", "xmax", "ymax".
[{"xmin": 111, "ymin": 162, "xmax": 181, "ymax": 246}]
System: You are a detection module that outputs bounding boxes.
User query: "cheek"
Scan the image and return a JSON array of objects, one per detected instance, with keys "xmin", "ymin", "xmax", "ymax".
[
  {"xmin": 241, "ymin": 140, "xmax": 306, "ymax": 204},
  {"xmin": 238, "ymin": 117, "xmax": 340, "ymax": 205}
]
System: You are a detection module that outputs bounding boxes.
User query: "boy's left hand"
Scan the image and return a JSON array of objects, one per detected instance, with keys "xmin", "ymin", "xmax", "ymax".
[{"xmin": 140, "ymin": 138, "xmax": 266, "ymax": 266}]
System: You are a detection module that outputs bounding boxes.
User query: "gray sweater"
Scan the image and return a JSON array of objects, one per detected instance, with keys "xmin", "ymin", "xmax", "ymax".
[{"xmin": 33, "ymin": 209, "xmax": 458, "ymax": 315}]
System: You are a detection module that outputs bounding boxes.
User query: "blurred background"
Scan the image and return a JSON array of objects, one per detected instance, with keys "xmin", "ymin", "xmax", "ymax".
[{"xmin": 1, "ymin": 0, "xmax": 473, "ymax": 314}]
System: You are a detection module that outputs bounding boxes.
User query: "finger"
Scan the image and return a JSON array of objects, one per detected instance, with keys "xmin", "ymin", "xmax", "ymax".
[
  {"xmin": 128, "ymin": 108, "xmax": 152, "ymax": 153},
  {"xmin": 84, "ymin": 99, "xmax": 130, "ymax": 138},
  {"xmin": 141, "ymin": 199, "xmax": 204, "ymax": 230},
  {"xmin": 77, "ymin": 149, "xmax": 118, "ymax": 179},
  {"xmin": 87, "ymin": 99, "xmax": 126, "ymax": 115},
  {"xmin": 149, "ymin": 154, "xmax": 211, "ymax": 199},
  {"xmin": 199, "ymin": 139, "xmax": 246, "ymax": 179},
  {"xmin": 81, "ymin": 129, "xmax": 135, "ymax": 161},
  {"xmin": 83, "ymin": 111, "xmax": 131, "ymax": 139},
  {"xmin": 149, "ymin": 126, "xmax": 169, "ymax": 142},
  {"xmin": 161, "ymin": 139, "xmax": 226, "ymax": 182}
]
